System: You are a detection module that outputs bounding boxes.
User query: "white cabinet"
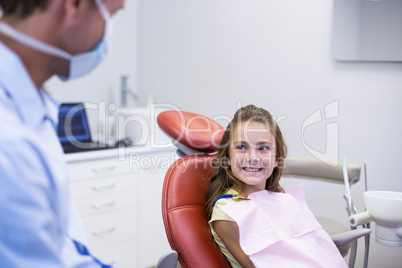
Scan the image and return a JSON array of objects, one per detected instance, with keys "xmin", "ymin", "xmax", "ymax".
[
  {"xmin": 66, "ymin": 147, "xmax": 176, "ymax": 268},
  {"xmin": 137, "ymin": 151, "xmax": 177, "ymax": 268}
]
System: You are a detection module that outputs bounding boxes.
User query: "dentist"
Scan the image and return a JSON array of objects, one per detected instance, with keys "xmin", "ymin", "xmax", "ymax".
[{"xmin": 0, "ymin": 0, "xmax": 125, "ymax": 267}]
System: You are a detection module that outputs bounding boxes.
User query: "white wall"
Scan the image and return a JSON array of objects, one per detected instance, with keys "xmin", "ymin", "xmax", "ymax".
[{"xmin": 137, "ymin": 0, "xmax": 402, "ymax": 267}]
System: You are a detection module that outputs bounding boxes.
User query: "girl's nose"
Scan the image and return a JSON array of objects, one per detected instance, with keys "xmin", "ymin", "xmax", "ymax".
[{"xmin": 247, "ymin": 148, "xmax": 259, "ymax": 163}]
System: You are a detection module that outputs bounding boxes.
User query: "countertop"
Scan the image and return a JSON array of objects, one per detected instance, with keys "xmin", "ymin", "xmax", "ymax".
[{"xmin": 64, "ymin": 143, "xmax": 177, "ymax": 163}]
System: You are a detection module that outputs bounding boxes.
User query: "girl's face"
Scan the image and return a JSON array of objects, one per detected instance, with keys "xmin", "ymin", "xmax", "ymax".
[{"xmin": 229, "ymin": 121, "xmax": 278, "ymax": 197}]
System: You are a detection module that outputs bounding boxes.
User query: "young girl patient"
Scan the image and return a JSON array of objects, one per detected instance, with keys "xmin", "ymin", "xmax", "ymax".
[{"xmin": 205, "ymin": 105, "xmax": 348, "ymax": 268}]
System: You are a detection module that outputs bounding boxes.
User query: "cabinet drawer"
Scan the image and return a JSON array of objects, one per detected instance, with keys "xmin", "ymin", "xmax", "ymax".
[
  {"xmin": 68, "ymin": 158, "xmax": 136, "ymax": 181},
  {"xmin": 70, "ymin": 175, "xmax": 137, "ymax": 199},
  {"xmin": 92, "ymin": 240, "xmax": 137, "ymax": 268},
  {"xmin": 75, "ymin": 192, "xmax": 137, "ymax": 217},
  {"xmin": 83, "ymin": 208, "xmax": 137, "ymax": 249}
]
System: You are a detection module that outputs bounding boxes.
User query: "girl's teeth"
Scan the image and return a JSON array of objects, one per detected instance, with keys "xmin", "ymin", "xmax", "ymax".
[{"xmin": 244, "ymin": 168, "xmax": 260, "ymax": 172}]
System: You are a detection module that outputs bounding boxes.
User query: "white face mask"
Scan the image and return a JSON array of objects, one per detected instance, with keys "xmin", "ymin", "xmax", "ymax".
[{"xmin": 0, "ymin": 0, "xmax": 112, "ymax": 81}]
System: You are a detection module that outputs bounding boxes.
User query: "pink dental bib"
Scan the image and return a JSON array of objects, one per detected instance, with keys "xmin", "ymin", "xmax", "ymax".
[{"xmin": 220, "ymin": 184, "xmax": 348, "ymax": 268}]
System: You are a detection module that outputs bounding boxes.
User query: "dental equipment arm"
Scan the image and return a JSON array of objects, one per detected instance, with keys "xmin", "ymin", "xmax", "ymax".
[{"xmin": 284, "ymin": 157, "xmax": 361, "ymax": 185}]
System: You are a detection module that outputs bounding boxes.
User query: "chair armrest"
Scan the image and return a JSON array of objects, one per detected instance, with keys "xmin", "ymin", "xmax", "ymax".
[
  {"xmin": 331, "ymin": 228, "xmax": 371, "ymax": 247},
  {"xmin": 156, "ymin": 251, "xmax": 178, "ymax": 268}
]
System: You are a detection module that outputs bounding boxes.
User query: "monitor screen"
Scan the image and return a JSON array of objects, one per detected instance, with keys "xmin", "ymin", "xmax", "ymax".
[{"xmin": 57, "ymin": 103, "xmax": 91, "ymax": 144}]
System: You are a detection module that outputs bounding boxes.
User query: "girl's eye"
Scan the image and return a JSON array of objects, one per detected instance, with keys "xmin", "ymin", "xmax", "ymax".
[
  {"xmin": 259, "ymin": 146, "xmax": 269, "ymax": 151},
  {"xmin": 235, "ymin": 144, "xmax": 246, "ymax": 150}
]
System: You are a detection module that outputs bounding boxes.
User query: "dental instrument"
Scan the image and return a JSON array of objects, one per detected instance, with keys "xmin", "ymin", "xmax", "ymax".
[{"xmin": 343, "ymin": 156, "xmax": 353, "ymax": 215}]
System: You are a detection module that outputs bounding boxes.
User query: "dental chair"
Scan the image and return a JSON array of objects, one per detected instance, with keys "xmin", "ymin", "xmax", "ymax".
[{"xmin": 157, "ymin": 110, "xmax": 370, "ymax": 268}]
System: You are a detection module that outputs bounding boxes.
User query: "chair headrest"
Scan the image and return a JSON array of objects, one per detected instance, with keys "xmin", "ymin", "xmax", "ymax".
[{"xmin": 157, "ymin": 111, "xmax": 224, "ymax": 154}]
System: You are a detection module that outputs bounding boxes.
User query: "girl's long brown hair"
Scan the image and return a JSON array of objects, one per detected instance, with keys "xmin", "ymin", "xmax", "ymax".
[{"xmin": 205, "ymin": 105, "xmax": 287, "ymax": 219}]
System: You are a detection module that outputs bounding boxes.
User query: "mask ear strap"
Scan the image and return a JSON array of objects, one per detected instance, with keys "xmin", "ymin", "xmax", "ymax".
[
  {"xmin": 94, "ymin": 0, "xmax": 113, "ymax": 39},
  {"xmin": 94, "ymin": 0, "xmax": 111, "ymax": 20},
  {"xmin": 0, "ymin": 22, "xmax": 71, "ymax": 60}
]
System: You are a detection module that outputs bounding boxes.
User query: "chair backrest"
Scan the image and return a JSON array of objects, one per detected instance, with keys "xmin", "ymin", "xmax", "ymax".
[
  {"xmin": 158, "ymin": 110, "xmax": 230, "ymax": 268},
  {"xmin": 162, "ymin": 155, "xmax": 231, "ymax": 268}
]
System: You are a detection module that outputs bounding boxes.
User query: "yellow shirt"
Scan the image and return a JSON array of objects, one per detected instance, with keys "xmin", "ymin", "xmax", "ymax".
[{"xmin": 208, "ymin": 189, "xmax": 246, "ymax": 268}]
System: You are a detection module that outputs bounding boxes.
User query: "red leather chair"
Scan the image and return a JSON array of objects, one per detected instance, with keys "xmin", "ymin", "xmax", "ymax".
[{"xmin": 157, "ymin": 111, "xmax": 230, "ymax": 268}]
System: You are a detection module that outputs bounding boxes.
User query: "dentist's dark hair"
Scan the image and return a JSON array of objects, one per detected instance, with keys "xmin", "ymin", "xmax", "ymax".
[
  {"xmin": 0, "ymin": 0, "xmax": 51, "ymax": 19},
  {"xmin": 205, "ymin": 105, "xmax": 287, "ymax": 219}
]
